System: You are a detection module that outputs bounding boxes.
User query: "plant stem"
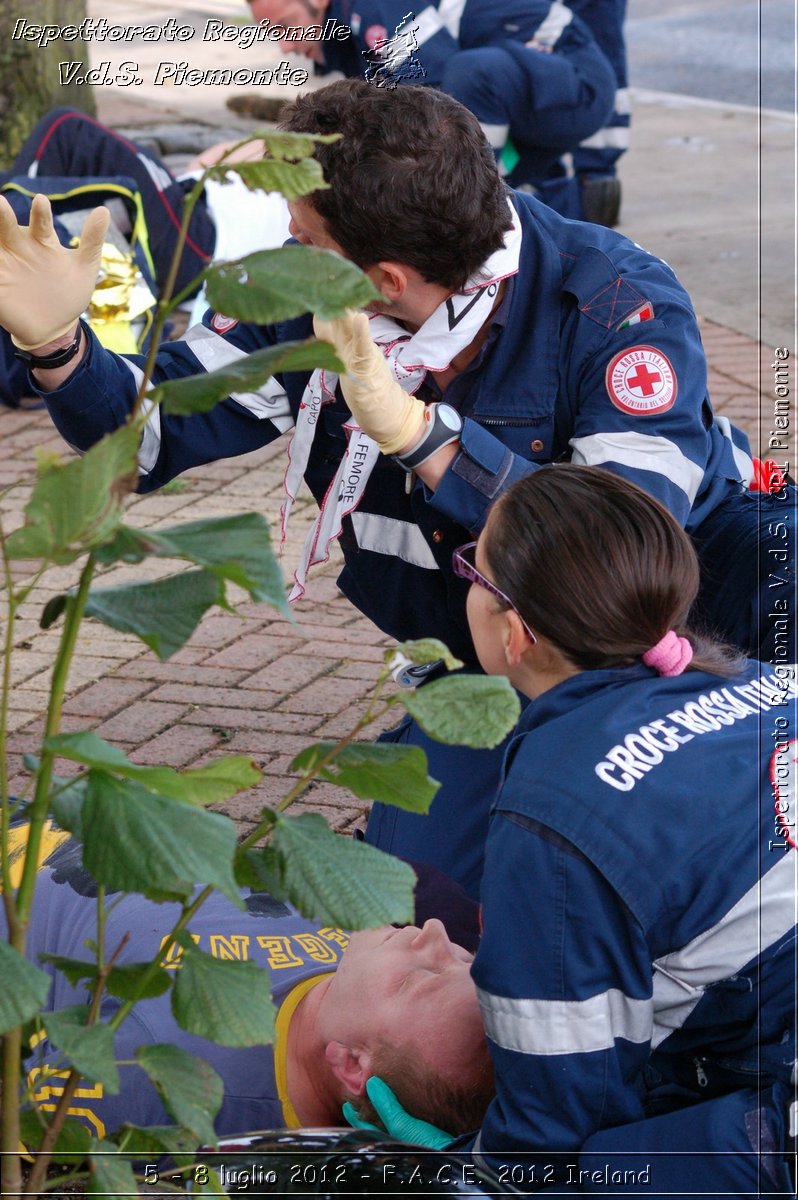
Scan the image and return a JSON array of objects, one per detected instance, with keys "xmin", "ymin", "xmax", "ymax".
[
  {"xmin": 15, "ymin": 556, "xmax": 96, "ymax": 927},
  {"xmin": 109, "ymin": 886, "xmax": 213, "ymax": 1030},
  {"xmin": 24, "ymin": 929, "xmax": 129, "ymax": 1196},
  {"xmin": 238, "ymin": 677, "xmax": 399, "ymax": 851},
  {"xmin": 130, "ymin": 176, "xmax": 206, "ymax": 425},
  {"xmin": 1, "ymin": 515, "xmax": 19, "ymax": 910}
]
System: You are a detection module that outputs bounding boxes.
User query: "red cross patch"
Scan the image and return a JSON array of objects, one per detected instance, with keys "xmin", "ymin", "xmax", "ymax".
[
  {"xmin": 211, "ymin": 313, "xmax": 239, "ymax": 335},
  {"xmin": 605, "ymin": 345, "xmax": 677, "ymax": 415}
]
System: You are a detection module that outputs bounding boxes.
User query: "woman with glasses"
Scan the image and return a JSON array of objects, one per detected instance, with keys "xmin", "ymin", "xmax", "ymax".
[{"xmin": 353, "ymin": 464, "xmax": 797, "ymax": 1197}]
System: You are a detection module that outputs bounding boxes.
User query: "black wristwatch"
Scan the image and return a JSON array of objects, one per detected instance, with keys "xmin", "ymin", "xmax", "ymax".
[
  {"xmin": 392, "ymin": 403, "xmax": 463, "ymax": 472},
  {"xmin": 13, "ymin": 323, "xmax": 83, "ymax": 370}
]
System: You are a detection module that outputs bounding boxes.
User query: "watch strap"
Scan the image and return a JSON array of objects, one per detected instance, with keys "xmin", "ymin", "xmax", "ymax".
[
  {"xmin": 13, "ymin": 324, "xmax": 83, "ymax": 370},
  {"xmin": 392, "ymin": 403, "xmax": 462, "ymax": 472}
]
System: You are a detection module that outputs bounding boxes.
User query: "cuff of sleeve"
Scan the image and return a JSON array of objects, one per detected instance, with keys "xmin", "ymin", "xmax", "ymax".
[
  {"xmin": 30, "ymin": 321, "xmax": 97, "ymax": 411},
  {"xmin": 430, "ymin": 418, "xmax": 520, "ymax": 531}
]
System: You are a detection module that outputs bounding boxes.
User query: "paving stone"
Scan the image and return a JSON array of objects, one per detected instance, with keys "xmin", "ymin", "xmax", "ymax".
[
  {"xmin": 128, "ymin": 725, "xmax": 224, "ymax": 768},
  {"xmin": 63, "ymin": 678, "xmax": 155, "ymax": 718},
  {"xmin": 93, "ymin": 700, "xmax": 192, "ymax": 744}
]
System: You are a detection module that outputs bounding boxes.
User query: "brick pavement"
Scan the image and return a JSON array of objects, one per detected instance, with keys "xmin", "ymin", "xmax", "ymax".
[{"xmin": 0, "ymin": 316, "xmax": 772, "ymax": 839}]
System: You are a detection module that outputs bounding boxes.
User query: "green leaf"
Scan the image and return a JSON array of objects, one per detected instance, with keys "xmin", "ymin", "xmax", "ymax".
[
  {"xmin": 403, "ymin": 673, "xmax": 521, "ymax": 748},
  {"xmin": 392, "ymin": 638, "xmax": 464, "ymax": 671},
  {"xmin": 95, "ymin": 513, "xmax": 289, "ymax": 613},
  {"xmin": 136, "ymin": 1044, "xmax": 223, "ymax": 1145},
  {"xmin": 113, "ymin": 1123, "xmax": 196, "ymax": 1160},
  {"xmin": 105, "ymin": 963, "xmax": 172, "ymax": 1002},
  {"xmin": 5, "ymin": 426, "xmax": 139, "ymax": 564},
  {"xmin": 47, "ymin": 732, "xmax": 262, "ymax": 807},
  {"xmin": 210, "ymin": 155, "xmax": 327, "ymax": 200},
  {"xmin": 172, "ymin": 940, "xmax": 276, "ymax": 1048},
  {"xmin": 89, "ymin": 1140, "xmax": 137, "ymax": 1198},
  {"xmin": 290, "ymin": 742, "xmax": 438, "ymax": 813},
  {"xmin": 40, "ymin": 593, "xmax": 67, "ymax": 630},
  {"xmin": 84, "ymin": 569, "xmax": 223, "ymax": 660},
  {"xmin": 44, "ymin": 1008, "xmax": 119, "ymax": 1092},
  {"xmin": 0, "ymin": 941, "xmax": 51, "ymax": 1034},
  {"xmin": 81, "ymin": 774, "xmax": 241, "ymax": 904},
  {"xmin": 154, "ymin": 339, "xmax": 341, "ymax": 417},
  {"xmin": 20, "ymin": 1111, "xmax": 92, "ymax": 1163},
  {"xmin": 233, "ymin": 845, "xmax": 285, "ymax": 893},
  {"xmin": 255, "ymin": 130, "xmax": 340, "ymax": 161},
  {"xmin": 204, "ymin": 246, "xmax": 381, "ymax": 325},
  {"xmin": 271, "ymin": 813, "xmax": 416, "ymax": 927},
  {"xmin": 39, "ymin": 954, "xmax": 98, "ymax": 989},
  {"xmin": 50, "ymin": 776, "xmax": 88, "ymax": 841}
]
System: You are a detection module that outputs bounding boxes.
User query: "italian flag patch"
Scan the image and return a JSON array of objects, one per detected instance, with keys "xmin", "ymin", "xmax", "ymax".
[{"xmin": 617, "ymin": 302, "xmax": 654, "ymax": 331}]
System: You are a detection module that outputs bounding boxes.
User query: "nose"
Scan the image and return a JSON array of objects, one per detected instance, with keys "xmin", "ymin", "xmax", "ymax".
[{"xmin": 411, "ymin": 918, "xmax": 451, "ymax": 955}]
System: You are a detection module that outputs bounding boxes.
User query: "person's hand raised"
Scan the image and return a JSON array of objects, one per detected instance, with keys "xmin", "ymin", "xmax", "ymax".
[
  {"xmin": 313, "ymin": 310, "xmax": 426, "ymax": 455},
  {"xmin": 0, "ymin": 193, "xmax": 109, "ymax": 350}
]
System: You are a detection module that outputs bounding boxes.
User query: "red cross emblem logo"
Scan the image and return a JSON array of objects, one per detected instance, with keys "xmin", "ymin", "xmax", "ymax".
[{"xmin": 605, "ymin": 345, "xmax": 677, "ymax": 414}]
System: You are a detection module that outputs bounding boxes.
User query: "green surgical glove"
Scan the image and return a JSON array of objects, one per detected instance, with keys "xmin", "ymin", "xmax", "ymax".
[{"xmin": 342, "ymin": 1076, "xmax": 454, "ymax": 1149}]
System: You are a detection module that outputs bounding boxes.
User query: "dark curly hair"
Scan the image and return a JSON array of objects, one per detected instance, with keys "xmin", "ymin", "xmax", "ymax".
[{"xmin": 280, "ymin": 79, "xmax": 513, "ymax": 290}]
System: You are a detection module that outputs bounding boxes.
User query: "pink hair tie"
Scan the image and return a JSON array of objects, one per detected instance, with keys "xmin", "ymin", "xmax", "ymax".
[{"xmin": 643, "ymin": 630, "xmax": 693, "ymax": 676}]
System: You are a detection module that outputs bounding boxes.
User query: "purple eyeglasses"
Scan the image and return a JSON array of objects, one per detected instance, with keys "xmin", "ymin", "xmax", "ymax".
[{"xmin": 452, "ymin": 542, "xmax": 537, "ymax": 643}]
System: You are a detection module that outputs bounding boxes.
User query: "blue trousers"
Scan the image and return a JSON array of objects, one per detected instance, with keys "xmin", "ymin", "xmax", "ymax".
[
  {"xmin": 9, "ymin": 108, "xmax": 215, "ymax": 295},
  {"xmin": 567, "ymin": 0, "xmax": 630, "ymax": 178},
  {"xmin": 440, "ymin": 41, "xmax": 615, "ymax": 203},
  {"xmin": 580, "ymin": 1084, "xmax": 795, "ymax": 1197}
]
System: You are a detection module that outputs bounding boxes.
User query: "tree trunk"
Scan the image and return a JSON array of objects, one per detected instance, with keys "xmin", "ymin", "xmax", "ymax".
[{"xmin": 0, "ymin": 0, "xmax": 95, "ymax": 168}]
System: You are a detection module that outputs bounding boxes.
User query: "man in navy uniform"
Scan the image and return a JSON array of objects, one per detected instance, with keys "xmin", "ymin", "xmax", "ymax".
[{"xmin": 0, "ymin": 81, "xmax": 791, "ymax": 900}]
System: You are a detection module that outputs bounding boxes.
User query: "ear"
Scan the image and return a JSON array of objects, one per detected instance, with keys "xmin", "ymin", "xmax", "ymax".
[
  {"xmin": 504, "ymin": 610, "xmax": 531, "ymax": 668},
  {"xmin": 368, "ymin": 262, "xmax": 409, "ymax": 304},
  {"xmin": 324, "ymin": 1041, "xmax": 374, "ymax": 1098}
]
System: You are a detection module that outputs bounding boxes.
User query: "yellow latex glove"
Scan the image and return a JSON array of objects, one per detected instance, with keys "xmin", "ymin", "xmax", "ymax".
[
  {"xmin": 0, "ymin": 193, "xmax": 110, "ymax": 350},
  {"xmin": 313, "ymin": 310, "xmax": 426, "ymax": 455}
]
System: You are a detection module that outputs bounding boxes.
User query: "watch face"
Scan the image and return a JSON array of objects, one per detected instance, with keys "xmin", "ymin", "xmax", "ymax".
[{"xmin": 438, "ymin": 405, "xmax": 462, "ymax": 431}]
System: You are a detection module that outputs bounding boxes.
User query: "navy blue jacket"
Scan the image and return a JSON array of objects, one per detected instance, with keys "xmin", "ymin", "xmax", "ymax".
[{"xmin": 469, "ymin": 659, "xmax": 797, "ymax": 1166}]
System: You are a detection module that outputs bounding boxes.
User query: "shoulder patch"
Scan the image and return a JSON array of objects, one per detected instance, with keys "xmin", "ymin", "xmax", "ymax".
[
  {"xmin": 617, "ymin": 302, "xmax": 654, "ymax": 331},
  {"xmin": 210, "ymin": 312, "xmax": 239, "ymax": 334},
  {"xmin": 563, "ymin": 248, "xmax": 648, "ymax": 329},
  {"xmin": 605, "ymin": 345, "xmax": 677, "ymax": 415}
]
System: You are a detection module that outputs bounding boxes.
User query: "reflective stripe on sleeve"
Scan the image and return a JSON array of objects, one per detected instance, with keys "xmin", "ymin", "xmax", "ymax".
[
  {"xmin": 569, "ymin": 432, "xmax": 705, "ymax": 506},
  {"xmin": 481, "ymin": 123, "xmax": 511, "ymax": 149},
  {"xmin": 578, "ymin": 126, "xmax": 631, "ymax": 151},
  {"xmin": 614, "ymin": 88, "xmax": 632, "ymax": 116},
  {"xmin": 350, "ymin": 512, "xmax": 439, "ymax": 570},
  {"xmin": 652, "ymin": 851, "xmax": 797, "ymax": 1048},
  {"xmin": 715, "ymin": 415, "xmax": 754, "ymax": 484},
  {"xmin": 184, "ymin": 325, "xmax": 293, "ymax": 431},
  {"xmin": 477, "ymin": 986, "xmax": 653, "ymax": 1055},
  {"xmin": 531, "ymin": 1, "xmax": 573, "ymax": 46},
  {"xmin": 413, "ymin": 6, "xmax": 446, "ymax": 47},
  {"xmin": 118, "ymin": 357, "xmax": 161, "ymax": 475},
  {"xmin": 437, "ymin": 0, "xmax": 467, "ymax": 38},
  {"xmin": 138, "ymin": 398, "xmax": 162, "ymax": 475}
]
